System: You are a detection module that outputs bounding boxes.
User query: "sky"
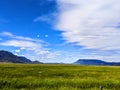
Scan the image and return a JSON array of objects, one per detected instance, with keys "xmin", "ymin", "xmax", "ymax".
[{"xmin": 0, "ymin": 0, "xmax": 120, "ymax": 63}]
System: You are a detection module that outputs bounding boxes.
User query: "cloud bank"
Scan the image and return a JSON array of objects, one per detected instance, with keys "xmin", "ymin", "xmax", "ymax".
[
  {"xmin": 56, "ymin": 0, "xmax": 120, "ymax": 50},
  {"xmin": 0, "ymin": 32, "xmax": 58, "ymax": 61}
]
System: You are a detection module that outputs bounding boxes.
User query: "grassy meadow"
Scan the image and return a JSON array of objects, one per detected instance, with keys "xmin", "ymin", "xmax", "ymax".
[{"xmin": 0, "ymin": 64, "xmax": 120, "ymax": 90}]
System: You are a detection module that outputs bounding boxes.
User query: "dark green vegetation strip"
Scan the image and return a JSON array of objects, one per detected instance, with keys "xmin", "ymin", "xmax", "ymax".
[{"xmin": 0, "ymin": 64, "xmax": 120, "ymax": 90}]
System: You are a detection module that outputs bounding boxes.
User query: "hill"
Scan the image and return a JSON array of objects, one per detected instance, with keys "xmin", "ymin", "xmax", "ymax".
[
  {"xmin": 0, "ymin": 50, "xmax": 43, "ymax": 64},
  {"xmin": 74, "ymin": 59, "xmax": 120, "ymax": 66}
]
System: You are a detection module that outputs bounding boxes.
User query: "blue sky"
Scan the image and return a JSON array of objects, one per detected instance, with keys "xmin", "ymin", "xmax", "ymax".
[{"xmin": 0, "ymin": 0, "xmax": 120, "ymax": 63}]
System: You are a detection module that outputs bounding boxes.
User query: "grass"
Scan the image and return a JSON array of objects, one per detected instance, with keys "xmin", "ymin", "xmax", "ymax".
[{"xmin": 0, "ymin": 64, "xmax": 120, "ymax": 90}]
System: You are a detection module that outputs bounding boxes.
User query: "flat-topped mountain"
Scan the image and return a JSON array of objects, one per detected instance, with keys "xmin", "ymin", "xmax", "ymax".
[
  {"xmin": 0, "ymin": 50, "xmax": 43, "ymax": 64},
  {"xmin": 74, "ymin": 59, "xmax": 120, "ymax": 66}
]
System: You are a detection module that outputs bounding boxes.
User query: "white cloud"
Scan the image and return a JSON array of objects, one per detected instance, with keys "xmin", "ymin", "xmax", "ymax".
[
  {"xmin": 56, "ymin": 0, "xmax": 120, "ymax": 50},
  {"xmin": 0, "ymin": 32, "xmax": 42, "ymax": 42},
  {"xmin": 0, "ymin": 40, "xmax": 42, "ymax": 50},
  {"xmin": 45, "ymin": 35, "xmax": 48, "ymax": 38},
  {"xmin": 15, "ymin": 49, "xmax": 21, "ymax": 53},
  {"xmin": 0, "ymin": 32, "xmax": 58, "ymax": 61},
  {"xmin": 34, "ymin": 15, "xmax": 51, "ymax": 22},
  {"xmin": 14, "ymin": 53, "xmax": 18, "ymax": 56},
  {"xmin": 20, "ymin": 47, "xmax": 25, "ymax": 50},
  {"xmin": 34, "ymin": 13, "xmax": 57, "ymax": 24},
  {"xmin": 1, "ymin": 32, "xmax": 13, "ymax": 37},
  {"xmin": 37, "ymin": 35, "xmax": 40, "ymax": 37}
]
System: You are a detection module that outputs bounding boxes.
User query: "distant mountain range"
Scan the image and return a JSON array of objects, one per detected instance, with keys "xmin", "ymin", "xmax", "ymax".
[
  {"xmin": 0, "ymin": 50, "xmax": 43, "ymax": 64},
  {"xmin": 74, "ymin": 59, "xmax": 120, "ymax": 66},
  {"xmin": 1, "ymin": 50, "xmax": 120, "ymax": 66}
]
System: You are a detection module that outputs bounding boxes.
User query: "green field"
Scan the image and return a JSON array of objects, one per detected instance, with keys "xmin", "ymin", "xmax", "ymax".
[{"xmin": 0, "ymin": 64, "xmax": 120, "ymax": 90}]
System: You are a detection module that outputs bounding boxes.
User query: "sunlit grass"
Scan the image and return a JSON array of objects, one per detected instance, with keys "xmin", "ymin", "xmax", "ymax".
[{"xmin": 0, "ymin": 64, "xmax": 120, "ymax": 90}]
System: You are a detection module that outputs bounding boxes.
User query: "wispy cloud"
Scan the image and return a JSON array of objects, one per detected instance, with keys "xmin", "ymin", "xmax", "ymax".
[
  {"xmin": 34, "ymin": 13, "xmax": 57, "ymax": 24},
  {"xmin": 0, "ymin": 40, "xmax": 42, "ymax": 50},
  {"xmin": 0, "ymin": 32, "xmax": 42, "ymax": 42},
  {"xmin": 0, "ymin": 32, "xmax": 58, "ymax": 61},
  {"xmin": 55, "ymin": 0, "xmax": 120, "ymax": 50},
  {"xmin": 34, "ymin": 15, "xmax": 51, "ymax": 22}
]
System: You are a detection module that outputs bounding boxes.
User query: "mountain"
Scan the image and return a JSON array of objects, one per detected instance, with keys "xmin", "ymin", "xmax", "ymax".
[
  {"xmin": 0, "ymin": 50, "xmax": 44, "ymax": 64},
  {"xmin": 32, "ymin": 60, "xmax": 43, "ymax": 64},
  {"xmin": 74, "ymin": 59, "xmax": 120, "ymax": 66},
  {"xmin": 0, "ymin": 50, "xmax": 32, "ymax": 63},
  {"xmin": 17, "ymin": 56, "xmax": 32, "ymax": 63}
]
